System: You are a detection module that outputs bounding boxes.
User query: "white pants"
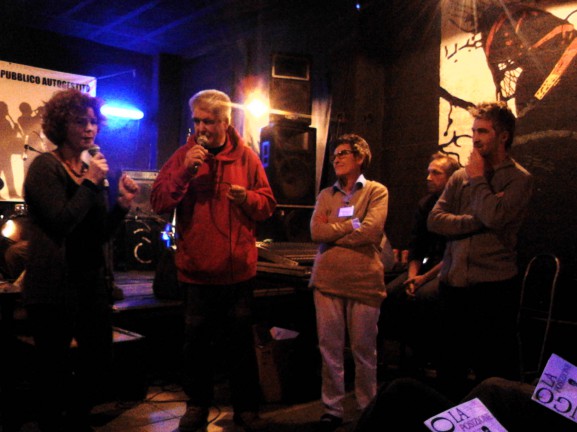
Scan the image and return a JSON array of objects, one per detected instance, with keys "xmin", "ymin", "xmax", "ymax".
[{"xmin": 314, "ymin": 289, "xmax": 381, "ymax": 417}]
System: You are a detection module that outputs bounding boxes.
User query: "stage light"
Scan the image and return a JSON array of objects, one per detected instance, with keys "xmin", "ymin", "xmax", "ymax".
[
  {"xmin": 1, "ymin": 220, "xmax": 20, "ymax": 241},
  {"xmin": 101, "ymin": 104, "xmax": 144, "ymax": 120},
  {"xmin": 245, "ymin": 94, "xmax": 269, "ymax": 119}
]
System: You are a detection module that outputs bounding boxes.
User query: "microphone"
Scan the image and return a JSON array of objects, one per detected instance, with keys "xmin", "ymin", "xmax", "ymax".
[
  {"xmin": 22, "ymin": 135, "xmax": 29, "ymax": 161},
  {"xmin": 191, "ymin": 135, "xmax": 209, "ymax": 174},
  {"xmin": 197, "ymin": 135, "xmax": 209, "ymax": 147},
  {"xmin": 88, "ymin": 144, "xmax": 100, "ymax": 157},
  {"xmin": 88, "ymin": 144, "xmax": 109, "ymax": 188}
]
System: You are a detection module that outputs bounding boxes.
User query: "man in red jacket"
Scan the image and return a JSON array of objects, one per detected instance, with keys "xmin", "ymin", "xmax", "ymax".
[{"xmin": 151, "ymin": 89, "xmax": 276, "ymax": 432}]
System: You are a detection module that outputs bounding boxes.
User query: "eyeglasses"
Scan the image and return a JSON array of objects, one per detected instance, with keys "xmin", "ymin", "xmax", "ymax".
[
  {"xmin": 330, "ymin": 149, "xmax": 356, "ymax": 162},
  {"xmin": 192, "ymin": 117, "xmax": 218, "ymax": 126}
]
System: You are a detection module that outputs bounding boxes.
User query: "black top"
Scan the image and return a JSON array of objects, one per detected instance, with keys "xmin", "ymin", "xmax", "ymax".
[
  {"xmin": 22, "ymin": 152, "xmax": 127, "ymax": 306},
  {"xmin": 407, "ymin": 193, "xmax": 446, "ymax": 274}
]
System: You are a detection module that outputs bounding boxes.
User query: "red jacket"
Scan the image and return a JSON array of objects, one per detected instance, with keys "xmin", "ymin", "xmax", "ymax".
[{"xmin": 151, "ymin": 126, "xmax": 276, "ymax": 284}]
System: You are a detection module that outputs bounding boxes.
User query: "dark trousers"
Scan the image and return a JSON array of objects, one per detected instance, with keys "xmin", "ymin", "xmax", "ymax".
[
  {"xmin": 182, "ymin": 279, "xmax": 261, "ymax": 413},
  {"xmin": 435, "ymin": 278, "xmax": 521, "ymax": 400},
  {"xmin": 379, "ymin": 271, "xmax": 441, "ymax": 369},
  {"xmin": 26, "ymin": 275, "xmax": 113, "ymax": 431}
]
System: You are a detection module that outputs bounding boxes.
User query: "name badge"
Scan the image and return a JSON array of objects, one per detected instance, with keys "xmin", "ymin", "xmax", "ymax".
[{"xmin": 338, "ymin": 206, "xmax": 354, "ymax": 218}]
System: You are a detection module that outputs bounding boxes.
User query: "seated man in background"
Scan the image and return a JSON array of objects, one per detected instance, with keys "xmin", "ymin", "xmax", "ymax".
[{"xmin": 379, "ymin": 152, "xmax": 459, "ymax": 372}]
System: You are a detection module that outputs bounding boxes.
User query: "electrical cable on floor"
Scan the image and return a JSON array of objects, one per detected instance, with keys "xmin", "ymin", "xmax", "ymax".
[
  {"xmin": 207, "ymin": 405, "xmax": 223, "ymax": 425},
  {"xmin": 138, "ymin": 382, "xmax": 227, "ymax": 428},
  {"xmin": 142, "ymin": 382, "xmax": 187, "ymax": 403}
]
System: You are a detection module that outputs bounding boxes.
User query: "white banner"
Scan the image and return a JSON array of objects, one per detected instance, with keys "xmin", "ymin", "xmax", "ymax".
[{"xmin": 0, "ymin": 60, "xmax": 96, "ymax": 201}]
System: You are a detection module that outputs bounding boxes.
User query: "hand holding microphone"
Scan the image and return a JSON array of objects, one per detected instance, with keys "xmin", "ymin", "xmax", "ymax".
[
  {"xmin": 86, "ymin": 145, "xmax": 109, "ymax": 188},
  {"xmin": 185, "ymin": 135, "xmax": 209, "ymax": 175}
]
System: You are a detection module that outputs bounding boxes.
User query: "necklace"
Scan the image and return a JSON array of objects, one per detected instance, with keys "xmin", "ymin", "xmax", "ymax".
[
  {"xmin": 63, "ymin": 160, "xmax": 88, "ymax": 178},
  {"xmin": 54, "ymin": 150, "xmax": 87, "ymax": 178}
]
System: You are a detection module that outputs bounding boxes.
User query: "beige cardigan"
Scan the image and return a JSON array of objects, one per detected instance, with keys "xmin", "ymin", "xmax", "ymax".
[{"xmin": 309, "ymin": 179, "xmax": 388, "ymax": 307}]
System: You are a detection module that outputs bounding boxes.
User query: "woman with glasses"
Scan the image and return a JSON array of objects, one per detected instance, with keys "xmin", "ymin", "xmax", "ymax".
[{"xmin": 309, "ymin": 133, "xmax": 388, "ymax": 431}]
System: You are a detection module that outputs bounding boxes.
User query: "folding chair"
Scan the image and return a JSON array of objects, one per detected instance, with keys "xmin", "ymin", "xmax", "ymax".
[{"xmin": 516, "ymin": 253, "xmax": 560, "ymax": 383}]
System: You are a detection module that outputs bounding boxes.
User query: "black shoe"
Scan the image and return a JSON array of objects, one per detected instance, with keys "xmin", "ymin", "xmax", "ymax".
[
  {"xmin": 233, "ymin": 411, "xmax": 269, "ymax": 431},
  {"xmin": 315, "ymin": 414, "xmax": 343, "ymax": 432},
  {"xmin": 111, "ymin": 285, "xmax": 125, "ymax": 301},
  {"xmin": 179, "ymin": 405, "xmax": 209, "ymax": 432}
]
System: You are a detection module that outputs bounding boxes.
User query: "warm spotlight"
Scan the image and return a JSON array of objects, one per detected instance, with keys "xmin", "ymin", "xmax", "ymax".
[
  {"xmin": 1, "ymin": 220, "xmax": 19, "ymax": 241},
  {"xmin": 245, "ymin": 94, "xmax": 269, "ymax": 119}
]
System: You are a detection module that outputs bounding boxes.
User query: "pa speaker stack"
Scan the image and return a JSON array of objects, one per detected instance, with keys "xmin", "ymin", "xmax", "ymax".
[
  {"xmin": 263, "ymin": 53, "xmax": 316, "ymax": 206},
  {"xmin": 258, "ymin": 54, "xmax": 317, "ymax": 242},
  {"xmin": 269, "ymin": 53, "xmax": 312, "ymax": 125},
  {"xmin": 260, "ymin": 124, "xmax": 316, "ymax": 207}
]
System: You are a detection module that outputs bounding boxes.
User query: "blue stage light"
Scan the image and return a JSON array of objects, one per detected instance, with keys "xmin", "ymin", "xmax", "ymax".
[{"xmin": 101, "ymin": 104, "xmax": 144, "ymax": 120}]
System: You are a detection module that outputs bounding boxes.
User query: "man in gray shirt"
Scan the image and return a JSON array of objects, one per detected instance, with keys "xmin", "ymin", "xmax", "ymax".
[{"xmin": 428, "ymin": 101, "xmax": 533, "ymax": 399}]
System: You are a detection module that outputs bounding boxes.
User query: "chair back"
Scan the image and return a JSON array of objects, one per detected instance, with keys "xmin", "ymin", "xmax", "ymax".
[{"xmin": 517, "ymin": 253, "xmax": 560, "ymax": 383}]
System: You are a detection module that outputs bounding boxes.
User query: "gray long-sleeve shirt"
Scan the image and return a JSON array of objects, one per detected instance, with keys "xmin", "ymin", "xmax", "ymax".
[{"xmin": 427, "ymin": 157, "xmax": 533, "ymax": 287}]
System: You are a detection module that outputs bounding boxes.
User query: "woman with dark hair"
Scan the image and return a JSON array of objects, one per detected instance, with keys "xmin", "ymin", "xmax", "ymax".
[
  {"xmin": 310, "ymin": 134, "xmax": 388, "ymax": 431},
  {"xmin": 22, "ymin": 89, "xmax": 139, "ymax": 432}
]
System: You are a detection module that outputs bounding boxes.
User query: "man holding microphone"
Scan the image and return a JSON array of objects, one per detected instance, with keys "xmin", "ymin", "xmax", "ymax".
[{"xmin": 151, "ymin": 89, "xmax": 276, "ymax": 432}]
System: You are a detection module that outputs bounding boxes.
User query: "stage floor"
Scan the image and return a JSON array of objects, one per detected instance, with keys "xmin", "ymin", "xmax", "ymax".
[{"xmin": 112, "ymin": 270, "xmax": 182, "ymax": 313}]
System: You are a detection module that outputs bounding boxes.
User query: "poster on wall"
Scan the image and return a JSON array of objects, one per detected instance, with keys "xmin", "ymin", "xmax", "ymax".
[
  {"xmin": 0, "ymin": 60, "xmax": 96, "ymax": 201},
  {"xmin": 439, "ymin": 0, "xmax": 577, "ymax": 274}
]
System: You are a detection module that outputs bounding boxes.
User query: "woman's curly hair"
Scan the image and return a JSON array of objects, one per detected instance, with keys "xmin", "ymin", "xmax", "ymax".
[{"xmin": 42, "ymin": 89, "xmax": 106, "ymax": 146}]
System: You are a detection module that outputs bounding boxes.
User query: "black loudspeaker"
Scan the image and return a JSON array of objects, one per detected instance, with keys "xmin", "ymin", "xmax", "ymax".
[
  {"xmin": 257, "ymin": 207, "xmax": 313, "ymax": 242},
  {"xmin": 114, "ymin": 217, "xmax": 163, "ymax": 271},
  {"xmin": 260, "ymin": 123, "xmax": 316, "ymax": 206},
  {"xmin": 270, "ymin": 53, "xmax": 311, "ymax": 124},
  {"xmin": 122, "ymin": 170, "xmax": 158, "ymax": 217}
]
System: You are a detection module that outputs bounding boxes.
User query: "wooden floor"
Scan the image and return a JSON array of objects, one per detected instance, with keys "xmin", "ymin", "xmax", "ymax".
[
  {"xmin": 3, "ymin": 270, "xmax": 410, "ymax": 431},
  {"xmin": 112, "ymin": 270, "xmax": 180, "ymax": 311}
]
